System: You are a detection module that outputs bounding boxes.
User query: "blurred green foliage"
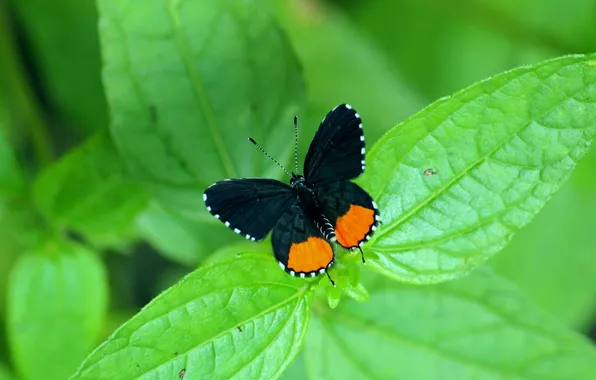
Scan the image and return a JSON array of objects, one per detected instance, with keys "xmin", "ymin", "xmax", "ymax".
[{"xmin": 0, "ymin": 0, "xmax": 595, "ymax": 379}]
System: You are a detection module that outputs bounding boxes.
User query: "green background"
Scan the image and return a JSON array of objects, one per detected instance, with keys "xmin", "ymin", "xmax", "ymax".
[{"xmin": 1, "ymin": 0, "xmax": 595, "ymax": 379}]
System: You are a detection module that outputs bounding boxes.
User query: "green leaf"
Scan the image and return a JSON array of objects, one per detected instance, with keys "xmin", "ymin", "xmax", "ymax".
[
  {"xmin": 72, "ymin": 254, "xmax": 313, "ymax": 380},
  {"xmin": 273, "ymin": 0, "xmax": 425, "ymax": 147},
  {"xmin": 10, "ymin": 0, "xmax": 108, "ymax": 133},
  {"xmin": 492, "ymin": 147, "xmax": 596, "ymax": 328},
  {"xmin": 363, "ymin": 54, "xmax": 596, "ymax": 283},
  {"xmin": 98, "ymin": 0, "xmax": 304, "ymax": 211},
  {"xmin": 33, "ymin": 132, "xmax": 148, "ymax": 247},
  {"xmin": 136, "ymin": 200, "xmax": 245, "ymax": 267},
  {"xmin": 305, "ymin": 268, "xmax": 596, "ymax": 379},
  {"xmin": 7, "ymin": 240, "xmax": 108, "ymax": 380}
]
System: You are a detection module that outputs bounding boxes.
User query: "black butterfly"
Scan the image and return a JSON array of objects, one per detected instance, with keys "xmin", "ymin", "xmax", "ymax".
[{"xmin": 203, "ymin": 104, "xmax": 380, "ymax": 284}]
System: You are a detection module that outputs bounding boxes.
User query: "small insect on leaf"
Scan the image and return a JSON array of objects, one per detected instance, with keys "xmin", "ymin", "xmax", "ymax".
[{"xmin": 204, "ymin": 104, "xmax": 379, "ymax": 284}]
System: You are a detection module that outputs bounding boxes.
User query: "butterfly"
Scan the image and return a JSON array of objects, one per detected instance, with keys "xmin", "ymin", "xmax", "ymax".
[{"xmin": 203, "ymin": 104, "xmax": 380, "ymax": 285}]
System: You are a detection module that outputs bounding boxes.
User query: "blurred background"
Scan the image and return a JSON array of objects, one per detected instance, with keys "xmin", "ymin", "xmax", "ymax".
[{"xmin": 1, "ymin": 0, "xmax": 596, "ymax": 378}]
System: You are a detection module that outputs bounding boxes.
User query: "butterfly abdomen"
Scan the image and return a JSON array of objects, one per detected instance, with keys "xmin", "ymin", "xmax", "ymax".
[{"xmin": 316, "ymin": 216, "xmax": 336, "ymax": 242}]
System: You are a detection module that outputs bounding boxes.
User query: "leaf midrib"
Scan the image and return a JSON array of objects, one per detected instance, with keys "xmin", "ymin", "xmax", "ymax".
[
  {"xmin": 135, "ymin": 284, "xmax": 310, "ymax": 379},
  {"xmin": 371, "ymin": 194, "xmax": 527, "ymax": 254},
  {"xmin": 372, "ymin": 67, "xmax": 590, "ymax": 242},
  {"xmin": 77, "ymin": 278, "xmax": 310, "ymax": 379},
  {"xmin": 166, "ymin": 0, "xmax": 237, "ymax": 178},
  {"xmin": 108, "ymin": 17, "xmax": 199, "ymax": 187}
]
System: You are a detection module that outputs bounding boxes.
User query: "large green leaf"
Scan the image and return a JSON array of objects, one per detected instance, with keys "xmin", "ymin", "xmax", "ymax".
[
  {"xmin": 7, "ymin": 240, "xmax": 108, "ymax": 380},
  {"xmin": 492, "ymin": 147, "xmax": 596, "ymax": 328},
  {"xmin": 33, "ymin": 132, "xmax": 148, "ymax": 247},
  {"xmin": 304, "ymin": 268, "xmax": 596, "ymax": 379},
  {"xmin": 10, "ymin": 0, "xmax": 108, "ymax": 133},
  {"xmin": 71, "ymin": 254, "xmax": 313, "ymax": 380},
  {"xmin": 362, "ymin": 54, "xmax": 596, "ymax": 283},
  {"xmin": 98, "ymin": 0, "xmax": 304, "ymax": 211}
]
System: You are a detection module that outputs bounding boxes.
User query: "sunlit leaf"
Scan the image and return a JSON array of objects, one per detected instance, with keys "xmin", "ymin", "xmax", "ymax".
[
  {"xmin": 362, "ymin": 54, "xmax": 596, "ymax": 283},
  {"xmin": 492, "ymin": 147, "xmax": 596, "ymax": 328},
  {"xmin": 72, "ymin": 254, "xmax": 313, "ymax": 380}
]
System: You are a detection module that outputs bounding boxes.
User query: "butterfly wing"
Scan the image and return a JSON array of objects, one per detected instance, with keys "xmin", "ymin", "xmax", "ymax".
[
  {"xmin": 316, "ymin": 181, "xmax": 380, "ymax": 249},
  {"xmin": 304, "ymin": 104, "xmax": 365, "ymax": 186},
  {"xmin": 272, "ymin": 202, "xmax": 335, "ymax": 277},
  {"xmin": 204, "ymin": 178, "xmax": 294, "ymax": 241}
]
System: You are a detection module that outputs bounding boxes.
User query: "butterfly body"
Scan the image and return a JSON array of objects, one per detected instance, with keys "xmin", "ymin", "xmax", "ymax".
[
  {"xmin": 290, "ymin": 174, "xmax": 337, "ymax": 242},
  {"xmin": 204, "ymin": 104, "xmax": 379, "ymax": 279}
]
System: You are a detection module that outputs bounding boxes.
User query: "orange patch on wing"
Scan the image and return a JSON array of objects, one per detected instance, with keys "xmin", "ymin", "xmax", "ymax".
[
  {"xmin": 287, "ymin": 237, "xmax": 333, "ymax": 273},
  {"xmin": 335, "ymin": 204, "xmax": 375, "ymax": 248}
]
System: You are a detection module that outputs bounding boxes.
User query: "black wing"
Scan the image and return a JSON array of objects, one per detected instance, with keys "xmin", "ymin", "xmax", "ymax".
[
  {"xmin": 315, "ymin": 181, "xmax": 380, "ymax": 249},
  {"xmin": 304, "ymin": 104, "xmax": 365, "ymax": 186},
  {"xmin": 272, "ymin": 202, "xmax": 335, "ymax": 277},
  {"xmin": 203, "ymin": 178, "xmax": 294, "ymax": 241}
]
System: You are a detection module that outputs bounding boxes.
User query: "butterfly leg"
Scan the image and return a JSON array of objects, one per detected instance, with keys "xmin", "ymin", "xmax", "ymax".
[
  {"xmin": 357, "ymin": 246, "xmax": 366, "ymax": 264},
  {"xmin": 326, "ymin": 271, "xmax": 336, "ymax": 287}
]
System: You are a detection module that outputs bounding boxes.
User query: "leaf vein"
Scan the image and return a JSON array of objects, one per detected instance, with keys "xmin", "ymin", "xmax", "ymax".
[
  {"xmin": 373, "ymin": 83, "xmax": 590, "ymax": 242},
  {"xmin": 130, "ymin": 285, "xmax": 309, "ymax": 379},
  {"xmin": 165, "ymin": 0, "xmax": 237, "ymax": 178}
]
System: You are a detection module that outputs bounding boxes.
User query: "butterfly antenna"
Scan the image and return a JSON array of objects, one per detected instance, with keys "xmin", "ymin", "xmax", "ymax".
[
  {"xmin": 293, "ymin": 115, "xmax": 299, "ymax": 173},
  {"xmin": 248, "ymin": 137, "xmax": 292, "ymax": 178}
]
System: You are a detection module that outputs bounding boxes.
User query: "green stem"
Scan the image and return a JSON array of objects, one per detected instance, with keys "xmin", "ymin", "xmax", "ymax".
[{"xmin": 0, "ymin": 2, "xmax": 54, "ymax": 168}]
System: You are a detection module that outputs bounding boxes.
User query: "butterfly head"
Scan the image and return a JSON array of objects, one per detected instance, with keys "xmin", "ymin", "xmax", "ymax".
[{"xmin": 290, "ymin": 173, "xmax": 305, "ymax": 187}]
